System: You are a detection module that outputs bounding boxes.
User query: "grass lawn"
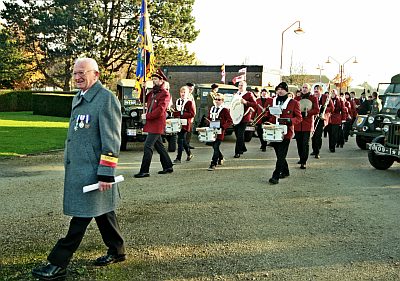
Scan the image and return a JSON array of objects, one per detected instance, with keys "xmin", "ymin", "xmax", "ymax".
[{"xmin": 0, "ymin": 111, "xmax": 69, "ymax": 157}]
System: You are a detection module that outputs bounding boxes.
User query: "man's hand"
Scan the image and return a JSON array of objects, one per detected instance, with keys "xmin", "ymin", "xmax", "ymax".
[{"xmin": 99, "ymin": 181, "xmax": 113, "ymax": 192}]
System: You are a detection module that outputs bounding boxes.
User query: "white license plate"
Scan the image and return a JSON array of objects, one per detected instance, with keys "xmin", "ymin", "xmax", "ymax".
[
  {"xmin": 127, "ymin": 129, "xmax": 137, "ymax": 136},
  {"xmin": 245, "ymin": 126, "xmax": 255, "ymax": 131}
]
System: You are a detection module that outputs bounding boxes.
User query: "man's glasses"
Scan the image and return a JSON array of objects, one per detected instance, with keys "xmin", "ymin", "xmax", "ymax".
[
  {"xmin": 72, "ymin": 70, "xmax": 96, "ymax": 77},
  {"xmin": 215, "ymin": 98, "xmax": 223, "ymax": 101}
]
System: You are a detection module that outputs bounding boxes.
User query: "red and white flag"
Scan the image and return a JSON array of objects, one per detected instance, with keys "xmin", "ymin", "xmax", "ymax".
[
  {"xmin": 238, "ymin": 67, "xmax": 247, "ymax": 80},
  {"xmin": 232, "ymin": 74, "xmax": 245, "ymax": 84},
  {"xmin": 221, "ymin": 64, "xmax": 225, "ymax": 84},
  {"xmin": 238, "ymin": 67, "xmax": 247, "ymax": 74}
]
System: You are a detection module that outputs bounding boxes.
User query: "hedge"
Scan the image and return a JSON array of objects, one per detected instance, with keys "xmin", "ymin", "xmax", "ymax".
[{"xmin": 0, "ymin": 90, "xmax": 77, "ymax": 117}]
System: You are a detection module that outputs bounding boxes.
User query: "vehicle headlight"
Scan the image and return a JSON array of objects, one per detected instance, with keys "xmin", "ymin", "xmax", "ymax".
[
  {"xmin": 367, "ymin": 116, "xmax": 374, "ymax": 124},
  {"xmin": 130, "ymin": 111, "xmax": 138, "ymax": 118},
  {"xmin": 383, "ymin": 117, "xmax": 390, "ymax": 123},
  {"xmin": 382, "ymin": 125, "xmax": 389, "ymax": 133}
]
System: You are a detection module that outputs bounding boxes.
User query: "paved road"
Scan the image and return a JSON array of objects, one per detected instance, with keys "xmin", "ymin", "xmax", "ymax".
[{"xmin": 1, "ymin": 134, "xmax": 400, "ymax": 280}]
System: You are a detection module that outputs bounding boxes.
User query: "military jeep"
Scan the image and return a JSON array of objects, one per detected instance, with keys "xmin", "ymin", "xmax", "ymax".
[
  {"xmin": 368, "ymin": 110, "xmax": 400, "ymax": 170},
  {"xmin": 116, "ymin": 79, "xmax": 146, "ymax": 151},
  {"xmin": 351, "ymin": 78, "xmax": 400, "ymax": 150}
]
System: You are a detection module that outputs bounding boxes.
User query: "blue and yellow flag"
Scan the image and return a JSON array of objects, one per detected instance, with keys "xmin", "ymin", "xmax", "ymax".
[{"xmin": 135, "ymin": 0, "xmax": 155, "ymax": 97}]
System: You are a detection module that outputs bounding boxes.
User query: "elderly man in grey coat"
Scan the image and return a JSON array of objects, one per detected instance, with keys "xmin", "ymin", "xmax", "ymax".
[{"xmin": 32, "ymin": 58, "xmax": 126, "ymax": 281}]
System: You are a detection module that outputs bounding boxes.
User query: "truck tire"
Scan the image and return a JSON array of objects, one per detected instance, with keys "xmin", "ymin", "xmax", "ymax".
[
  {"xmin": 120, "ymin": 137, "xmax": 128, "ymax": 151},
  {"xmin": 244, "ymin": 131, "xmax": 253, "ymax": 142},
  {"xmin": 368, "ymin": 150, "xmax": 394, "ymax": 170},
  {"xmin": 355, "ymin": 135, "xmax": 367, "ymax": 150}
]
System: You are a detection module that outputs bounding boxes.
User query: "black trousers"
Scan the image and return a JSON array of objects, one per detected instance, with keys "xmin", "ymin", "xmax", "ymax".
[
  {"xmin": 47, "ymin": 211, "xmax": 125, "ymax": 268},
  {"xmin": 295, "ymin": 131, "xmax": 311, "ymax": 164},
  {"xmin": 256, "ymin": 124, "xmax": 268, "ymax": 149},
  {"xmin": 140, "ymin": 133, "xmax": 173, "ymax": 173},
  {"xmin": 328, "ymin": 124, "xmax": 340, "ymax": 150},
  {"xmin": 311, "ymin": 120, "xmax": 324, "ymax": 155},
  {"xmin": 176, "ymin": 131, "xmax": 190, "ymax": 160},
  {"xmin": 271, "ymin": 138, "xmax": 290, "ymax": 180},
  {"xmin": 234, "ymin": 122, "xmax": 247, "ymax": 154},
  {"xmin": 211, "ymin": 139, "xmax": 223, "ymax": 164}
]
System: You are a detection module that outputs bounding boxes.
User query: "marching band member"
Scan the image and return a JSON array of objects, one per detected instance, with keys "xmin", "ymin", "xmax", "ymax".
[
  {"xmin": 327, "ymin": 89, "xmax": 346, "ymax": 152},
  {"xmin": 294, "ymin": 83, "xmax": 319, "ymax": 169},
  {"xmin": 207, "ymin": 93, "xmax": 233, "ymax": 171},
  {"xmin": 134, "ymin": 69, "xmax": 173, "ymax": 178},
  {"xmin": 255, "ymin": 88, "xmax": 272, "ymax": 152},
  {"xmin": 311, "ymin": 86, "xmax": 333, "ymax": 159},
  {"xmin": 233, "ymin": 80, "xmax": 257, "ymax": 158},
  {"xmin": 173, "ymin": 86, "xmax": 195, "ymax": 163},
  {"xmin": 266, "ymin": 82, "xmax": 302, "ymax": 184}
]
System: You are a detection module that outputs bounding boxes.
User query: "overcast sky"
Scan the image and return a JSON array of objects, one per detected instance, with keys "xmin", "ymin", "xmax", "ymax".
[{"xmin": 189, "ymin": 0, "xmax": 400, "ymax": 87}]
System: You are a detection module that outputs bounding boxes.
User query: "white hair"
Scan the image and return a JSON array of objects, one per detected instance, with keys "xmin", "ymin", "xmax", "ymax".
[{"xmin": 74, "ymin": 57, "xmax": 99, "ymax": 72}]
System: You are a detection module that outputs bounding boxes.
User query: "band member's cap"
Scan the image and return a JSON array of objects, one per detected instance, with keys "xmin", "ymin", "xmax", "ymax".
[
  {"xmin": 211, "ymin": 83, "xmax": 219, "ymax": 90},
  {"xmin": 275, "ymin": 82, "xmax": 288, "ymax": 92},
  {"xmin": 152, "ymin": 68, "xmax": 168, "ymax": 81}
]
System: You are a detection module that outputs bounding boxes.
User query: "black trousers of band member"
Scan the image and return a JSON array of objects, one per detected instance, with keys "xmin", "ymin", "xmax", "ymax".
[
  {"xmin": 234, "ymin": 122, "xmax": 247, "ymax": 154},
  {"xmin": 211, "ymin": 139, "xmax": 223, "ymax": 164},
  {"xmin": 47, "ymin": 211, "xmax": 125, "ymax": 269},
  {"xmin": 256, "ymin": 124, "xmax": 268, "ymax": 149},
  {"xmin": 343, "ymin": 119, "xmax": 352, "ymax": 141},
  {"xmin": 270, "ymin": 138, "xmax": 290, "ymax": 180},
  {"xmin": 311, "ymin": 120, "xmax": 324, "ymax": 155},
  {"xmin": 337, "ymin": 123, "xmax": 345, "ymax": 147},
  {"xmin": 139, "ymin": 133, "xmax": 173, "ymax": 173},
  {"xmin": 176, "ymin": 131, "xmax": 191, "ymax": 160},
  {"xmin": 328, "ymin": 124, "xmax": 340, "ymax": 150},
  {"xmin": 295, "ymin": 131, "xmax": 311, "ymax": 164}
]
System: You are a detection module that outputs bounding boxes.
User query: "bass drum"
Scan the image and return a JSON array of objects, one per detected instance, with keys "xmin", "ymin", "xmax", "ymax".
[
  {"xmin": 230, "ymin": 95, "xmax": 244, "ymax": 125},
  {"xmin": 311, "ymin": 82, "xmax": 328, "ymax": 93}
]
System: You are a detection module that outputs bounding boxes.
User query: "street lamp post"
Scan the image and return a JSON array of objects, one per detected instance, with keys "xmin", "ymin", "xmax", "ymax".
[
  {"xmin": 280, "ymin": 20, "xmax": 304, "ymax": 73},
  {"xmin": 316, "ymin": 64, "xmax": 324, "ymax": 82},
  {"xmin": 325, "ymin": 56, "xmax": 358, "ymax": 94}
]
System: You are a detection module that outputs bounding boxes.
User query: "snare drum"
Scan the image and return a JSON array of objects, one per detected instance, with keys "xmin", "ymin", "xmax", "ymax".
[
  {"xmin": 196, "ymin": 127, "xmax": 220, "ymax": 142},
  {"xmin": 262, "ymin": 124, "xmax": 287, "ymax": 142},
  {"xmin": 165, "ymin": 118, "xmax": 182, "ymax": 134}
]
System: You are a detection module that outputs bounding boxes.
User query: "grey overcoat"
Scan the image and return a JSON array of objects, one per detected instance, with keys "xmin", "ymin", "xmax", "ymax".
[{"xmin": 63, "ymin": 81, "xmax": 122, "ymax": 217}]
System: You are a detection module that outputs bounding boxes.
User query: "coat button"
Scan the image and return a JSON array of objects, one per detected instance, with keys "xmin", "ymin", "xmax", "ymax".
[
  {"xmin": 67, "ymin": 139, "xmax": 71, "ymax": 142},
  {"xmin": 66, "ymin": 160, "xmax": 71, "ymax": 164}
]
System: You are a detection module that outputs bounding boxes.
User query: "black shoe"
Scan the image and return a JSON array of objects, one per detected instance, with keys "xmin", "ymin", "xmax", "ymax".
[
  {"xmin": 310, "ymin": 152, "xmax": 316, "ymax": 156},
  {"xmin": 134, "ymin": 172, "xmax": 150, "ymax": 178},
  {"xmin": 269, "ymin": 178, "xmax": 279, "ymax": 184},
  {"xmin": 32, "ymin": 263, "xmax": 66, "ymax": 280},
  {"xmin": 330, "ymin": 148, "xmax": 335, "ymax": 153},
  {"xmin": 234, "ymin": 154, "xmax": 240, "ymax": 158},
  {"xmin": 186, "ymin": 154, "xmax": 194, "ymax": 161},
  {"xmin": 315, "ymin": 154, "xmax": 320, "ymax": 159},
  {"xmin": 300, "ymin": 164, "xmax": 306, "ymax": 169},
  {"xmin": 189, "ymin": 145, "xmax": 195, "ymax": 149},
  {"xmin": 208, "ymin": 163, "xmax": 216, "ymax": 171},
  {"xmin": 158, "ymin": 167, "xmax": 173, "ymax": 174},
  {"xmin": 279, "ymin": 172, "xmax": 290, "ymax": 179},
  {"xmin": 261, "ymin": 147, "xmax": 266, "ymax": 152},
  {"xmin": 94, "ymin": 254, "xmax": 126, "ymax": 266},
  {"xmin": 297, "ymin": 160, "xmax": 301, "ymax": 164}
]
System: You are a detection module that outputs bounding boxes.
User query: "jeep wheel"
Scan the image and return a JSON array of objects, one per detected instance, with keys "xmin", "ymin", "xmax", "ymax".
[
  {"xmin": 355, "ymin": 135, "xmax": 367, "ymax": 150},
  {"xmin": 368, "ymin": 150, "xmax": 394, "ymax": 170},
  {"xmin": 120, "ymin": 137, "xmax": 128, "ymax": 151},
  {"xmin": 244, "ymin": 131, "xmax": 254, "ymax": 142}
]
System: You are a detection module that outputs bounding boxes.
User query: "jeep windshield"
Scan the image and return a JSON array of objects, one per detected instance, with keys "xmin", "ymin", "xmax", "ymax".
[{"xmin": 383, "ymin": 95, "xmax": 400, "ymax": 110}]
